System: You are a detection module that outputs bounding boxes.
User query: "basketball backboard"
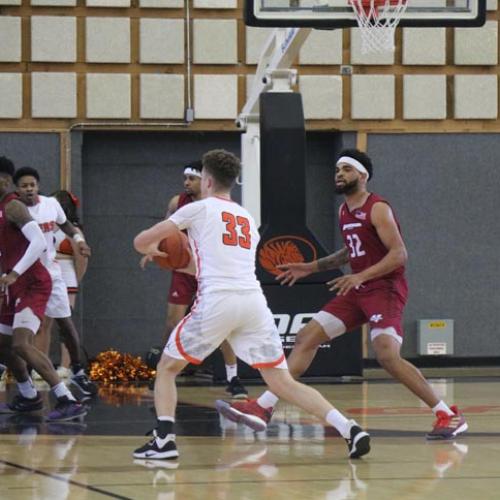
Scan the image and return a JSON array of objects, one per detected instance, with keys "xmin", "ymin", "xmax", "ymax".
[{"xmin": 245, "ymin": 0, "xmax": 486, "ymax": 28}]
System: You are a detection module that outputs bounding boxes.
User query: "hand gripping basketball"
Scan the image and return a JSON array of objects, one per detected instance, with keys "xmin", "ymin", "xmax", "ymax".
[{"xmin": 153, "ymin": 230, "xmax": 191, "ymax": 270}]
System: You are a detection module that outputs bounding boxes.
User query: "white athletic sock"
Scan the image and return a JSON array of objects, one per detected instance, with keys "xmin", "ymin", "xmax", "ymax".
[
  {"xmin": 432, "ymin": 401, "xmax": 454, "ymax": 416},
  {"xmin": 325, "ymin": 409, "xmax": 352, "ymax": 439},
  {"xmin": 17, "ymin": 378, "xmax": 37, "ymax": 399},
  {"xmin": 157, "ymin": 416, "xmax": 175, "ymax": 423},
  {"xmin": 257, "ymin": 391, "xmax": 279, "ymax": 409},
  {"xmin": 51, "ymin": 382, "xmax": 76, "ymax": 401},
  {"xmin": 225, "ymin": 364, "xmax": 237, "ymax": 382}
]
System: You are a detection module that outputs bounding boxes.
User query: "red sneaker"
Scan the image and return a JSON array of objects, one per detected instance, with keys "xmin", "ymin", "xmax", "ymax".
[
  {"xmin": 215, "ymin": 399, "xmax": 273, "ymax": 432},
  {"xmin": 426, "ymin": 405, "xmax": 468, "ymax": 440}
]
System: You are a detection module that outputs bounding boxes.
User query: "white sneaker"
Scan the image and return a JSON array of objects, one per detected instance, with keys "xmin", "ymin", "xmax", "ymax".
[{"xmin": 56, "ymin": 366, "xmax": 71, "ymax": 379}]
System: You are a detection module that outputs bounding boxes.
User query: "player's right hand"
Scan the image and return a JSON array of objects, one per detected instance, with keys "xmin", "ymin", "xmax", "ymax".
[
  {"xmin": 0, "ymin": 271, "xmax": 19, "ymax": 290},
  {"xmin": 275, "ymin": 262, "xmax": 313, "ymax": 287},
  {"xmin": 139, "ymin": 250, "xmax": 168, "ymax": 269}
]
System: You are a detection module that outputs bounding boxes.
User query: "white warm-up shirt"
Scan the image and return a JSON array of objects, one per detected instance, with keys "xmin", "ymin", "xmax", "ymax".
[
  {"xmin": 27, "ymin": 195, "xmax": 67, "ymax": 278},
  {"xmin": 169, "ymin": 196, "xmax": 261, "ymax": 293}
]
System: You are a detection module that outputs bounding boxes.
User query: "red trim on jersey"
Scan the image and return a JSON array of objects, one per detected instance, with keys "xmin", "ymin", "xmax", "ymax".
[
  {"xmin": 193, "ymin": 239, "xmax": 201, "ymax": 281},
  {"xmin": 252, "ymin": 353, "xmax": 286, "ymax": 369},
  {"xmin": 174, "ymin": 313, "xmax": 202, "ymax": 365},
  {"xmin": 174, "ymin": 244, "xmax": 202, "ymax": 365},
  {"xmin": 67, "ymin": 287, "xmax": 79, "ymax": 294}
]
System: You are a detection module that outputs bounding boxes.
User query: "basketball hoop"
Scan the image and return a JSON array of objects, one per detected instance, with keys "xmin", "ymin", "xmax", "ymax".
[{"xmin": 349, "ymin": 0, "xmax": 409, "ymax": 54}]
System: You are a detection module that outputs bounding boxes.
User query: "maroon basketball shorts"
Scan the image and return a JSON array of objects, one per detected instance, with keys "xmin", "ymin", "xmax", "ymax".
[
  {"xmin": 0, "ymin": 270, "xmax": 52, "ymax": 329},
  {"xmin": 167, "ymin": 271, "xmax": 198, "ymax": 305},
  {"xmin": 321, "ymin": 278, "xmax": 408, "ymax": 339}
]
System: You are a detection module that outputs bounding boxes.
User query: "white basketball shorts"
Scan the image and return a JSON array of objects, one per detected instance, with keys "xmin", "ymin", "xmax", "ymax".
[
  {"xmin": 58, "ymin": 259, "xmax": 78, "ymax": 292},
  {"xmin": 45, "ymin": 274, "xmax": 72, "ymax": 319},
  {"xmin": 165, "ymin": 289, "xmax": 286, "ymax": 370}
]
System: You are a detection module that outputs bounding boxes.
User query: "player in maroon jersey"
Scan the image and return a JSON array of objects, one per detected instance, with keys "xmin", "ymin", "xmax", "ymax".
[
  {"xmin": 218, "ymin": 149, "xmax": 467, "ymax": 441},
  {"xmin": 0, "ymin": 157, "xmax": 86, "ymax": 421},
  {"xmin": 151, "ymin": 161, "xmax": 247, "ymax": 398}
]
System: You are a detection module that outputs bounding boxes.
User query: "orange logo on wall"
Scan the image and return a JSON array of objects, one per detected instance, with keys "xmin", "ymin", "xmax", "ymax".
[{"xmin": 258, "ymin": 235, "xmax": 318, "ymax": 276}]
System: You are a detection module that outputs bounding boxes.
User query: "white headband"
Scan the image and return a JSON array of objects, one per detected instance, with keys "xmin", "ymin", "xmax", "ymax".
[
  {"xmin": 336, "ymin": 156, "xmax": 369, "ymax": 178},
  {"xmin": 184, "ymin": 167, "xmax": 202, "ymax": 178}
]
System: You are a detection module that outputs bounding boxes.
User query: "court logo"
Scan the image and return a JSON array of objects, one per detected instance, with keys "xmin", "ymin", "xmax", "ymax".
[{"xmin": 258, "ymin": 235, "xmax": 317, "ymax": 276}]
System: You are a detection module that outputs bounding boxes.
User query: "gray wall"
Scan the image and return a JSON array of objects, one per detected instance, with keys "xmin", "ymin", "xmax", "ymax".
[
  {"xmin": 361, "ymin": 134, "xmax": 500, "ymax": 358},
  {"xmin": 0, "ymin": 132, "xmax": 60, "ymax": 192}
]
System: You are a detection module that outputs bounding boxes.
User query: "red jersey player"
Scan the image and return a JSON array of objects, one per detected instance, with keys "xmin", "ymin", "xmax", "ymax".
[
  {"xmin": 158, "ymin": 161, "xmax": 247, "ymax": 398},
  {"xmin": 0, "ymin": 157, "xmax": 86, "ymax": 421},
  {"xmin": 220, "ymin": 149, "xmax": 467, "ymax": 441}
]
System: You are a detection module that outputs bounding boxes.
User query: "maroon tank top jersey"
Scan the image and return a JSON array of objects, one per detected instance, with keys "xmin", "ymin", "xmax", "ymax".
[
  {"xmin": 177, "ymin": 192, "xmax": 194, "ymax": 209},
  {"xmin": 339, "ymin": 193, "xmax": 406, "ymax": 284}
]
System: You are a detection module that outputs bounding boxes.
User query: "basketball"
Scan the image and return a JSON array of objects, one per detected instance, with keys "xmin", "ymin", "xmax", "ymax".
[{"xmin": 153, "ymin": 230, "xmax": 191, "ymax": 270}]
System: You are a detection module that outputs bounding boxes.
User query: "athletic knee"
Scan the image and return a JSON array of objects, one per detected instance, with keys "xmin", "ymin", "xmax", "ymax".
[
  {"xmin": 293, "ymin": 325, "xmax": 323, "ymax": 352},
  {"xmin": 375, "ymin": 345, "xmax": 401, "ymax": 367},
  {"xmin": 11, "ymin": 340, "xmax": 30, "ymax": 359},
  {"xmin": 156, "ymin": 355, "xmax": 184, "ymax": 377}
]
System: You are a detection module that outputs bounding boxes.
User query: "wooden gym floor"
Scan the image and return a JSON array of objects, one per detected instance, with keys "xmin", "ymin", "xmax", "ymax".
[{"xmin": 1, "ymin": 372, "xmax": 499, "ymax": 499}]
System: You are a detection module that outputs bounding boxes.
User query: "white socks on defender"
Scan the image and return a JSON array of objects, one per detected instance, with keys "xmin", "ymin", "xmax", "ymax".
[
  {"xmin": 225, "ymin": 364, "xmax": 237, "ymax": 382},
  {"xmin": 257, "ymin": 391, "xmax": 279, "ymax": 409},
  {"xmin": 52, "ymin": 382, "xmax": 76, "ymax": 401},
  {"xmin": 17, "ymin": 378, "xmax": 37, "ymax": 399},
  {"xmin": 325, "ymin": 409, "xmax": 353, "ymax": 439},
  {"xmin": 432, "ymin": 400, "xmax": 454, "ymax": 416}
]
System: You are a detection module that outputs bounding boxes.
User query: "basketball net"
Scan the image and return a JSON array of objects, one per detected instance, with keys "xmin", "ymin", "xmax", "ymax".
[{"xmin": 349, "ymin": 0, "xmax": 409, "ymax": 53}]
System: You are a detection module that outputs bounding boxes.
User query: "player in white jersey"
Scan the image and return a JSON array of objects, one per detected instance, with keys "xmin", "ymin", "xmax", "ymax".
[
  {"xmin": 52, "ymin": 190, "xmax": 88, "ymax": 378},
  {"xmin": 14, "ymin": 167, "xmax": 96, "ymax": 396},
  {"xmin": 133, "ymin": 149, "xmax": 370, "ymax": 460}
]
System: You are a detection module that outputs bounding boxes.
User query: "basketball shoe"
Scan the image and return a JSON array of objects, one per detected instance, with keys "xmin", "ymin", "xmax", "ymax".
[
  {"xmin": 0, "ymin": 393, "xmax": 43, "ymax": 413},
  {"xmin": 133, "ymin": 430, "xmax": 179, "ymax": 460},
  {"xmin": 345, "ymin": 422, "xmax": 371, "ymax": 459},
  {"xmin": 426, "ymin": 405, "xmax": 468, "ymax": 440},
  {"xmin": 225, "ymin": 377, "xmax": 248, "ymax": 399},
  {"xmin": 215, "ymin": 399, "xmax": 273, "ymax": 432},
  {"xmin": 47, "ymin": 396, "xmax": 87, "ymax": 422},
  {"xmin": 70, "ymin": 372, "xmax": 98, "ymax": 396}
]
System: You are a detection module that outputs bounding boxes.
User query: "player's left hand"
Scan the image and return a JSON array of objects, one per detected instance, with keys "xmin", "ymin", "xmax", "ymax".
[
  {"xmin": 327, "ymin": 273, "xmax": 364, "ymax": 295},
  {"xmin": 0, "ymin": 271, "xmax": 19, "ymax": 290},
  {"xmin": 77, "ymin": 241, "xmax": 91, "ymax": 257}
]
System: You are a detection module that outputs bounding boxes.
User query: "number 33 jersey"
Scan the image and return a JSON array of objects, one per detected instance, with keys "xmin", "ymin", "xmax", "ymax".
[
  {"xmin": 169, "ymin": 196, "xmax": 261, "ymax": 293},
  {"xmin": 339, "ymin": 193, "xmax": 405, "ymax": 283}
]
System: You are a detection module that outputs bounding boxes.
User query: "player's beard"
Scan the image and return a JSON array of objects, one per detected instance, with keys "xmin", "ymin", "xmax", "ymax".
[{"xmin": 335, "ymin": 178, "xmax": 359, "ymax": 195}]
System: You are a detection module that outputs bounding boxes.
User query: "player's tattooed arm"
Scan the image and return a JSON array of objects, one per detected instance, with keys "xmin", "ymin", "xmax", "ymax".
[
  {"xmin": 316, "ymin": 247, "xmax": 350, "ymax": 272},
  {"xmin": 5, "ymin": 198, "xmax": 34, "ymax": 228}
]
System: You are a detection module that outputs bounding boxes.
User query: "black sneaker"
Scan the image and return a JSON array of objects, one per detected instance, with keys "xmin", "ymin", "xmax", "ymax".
[
  {"xmin": 47, "ymin": 396, "xmax": 88, "ymax": 422},
  {"xmin": 133, "ymin": 430, "xmax": 179, "ymax": 460},
  {"xmin": 225, "ymin": 377, "xmax": 248, "ymax": 399},
  {"xmin": 70, "ymin": 373, "xmax": 98, "ymax": 396},
  {"xmin": 0, "ymin": 393, "xmax": 43, "ymax": 414},
  {"xmin": 345, "ymin": 422, "xmax": 371, "ymax": 459}
]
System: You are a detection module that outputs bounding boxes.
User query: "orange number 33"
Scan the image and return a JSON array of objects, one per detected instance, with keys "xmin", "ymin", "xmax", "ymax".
[{"xmin": 221, "ymin": 212, "xmax": 251, "ymax": 249}]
